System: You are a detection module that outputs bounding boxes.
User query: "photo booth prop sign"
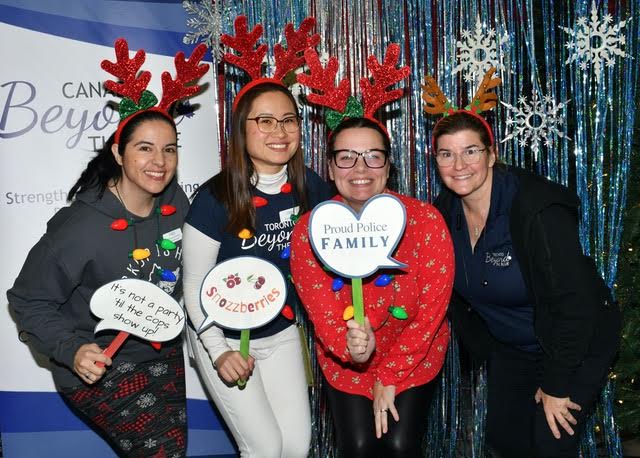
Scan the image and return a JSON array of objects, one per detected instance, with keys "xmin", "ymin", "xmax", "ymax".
[
  {"xmin": 308, "ymin": 194, "xmax": 407, "ymax": 325},
  {"xmin": 90, "ymin": 278, "xmax": 186, "ymax": 363},
  {"xmin": 198, "ymin": 256, "xmax": 287, "ymax": 386}
]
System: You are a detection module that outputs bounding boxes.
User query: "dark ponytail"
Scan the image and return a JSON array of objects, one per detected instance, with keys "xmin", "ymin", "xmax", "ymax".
[
  {"xmin": 67, "ymin": 111, "xmax": 176, "ymax": 201},
  {"xmin": 67, "ymin": 132, "xmax": 120, "ymax": 201}
]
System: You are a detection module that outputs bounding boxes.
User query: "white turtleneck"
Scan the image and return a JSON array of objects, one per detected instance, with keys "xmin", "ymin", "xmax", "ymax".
[{"xmin": 251, "ymin": 164, "xmax": 288, "ymax": 194}]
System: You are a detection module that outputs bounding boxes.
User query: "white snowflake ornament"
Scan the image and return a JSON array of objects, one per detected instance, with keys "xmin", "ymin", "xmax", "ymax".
[
  {"xmin": 560, "ymin": 1, "xmax": 630, "ymax": 83},
  {"xmin": 501, "ymin": 92, "xmax": 570, "ymax": 160},
  {"xmin": 453, "ymin": 16, "xmax": 509, "ymax": 82},
  {"xmin": 183, "ymin": 0, "xmax": 223, "ymax": 50}
]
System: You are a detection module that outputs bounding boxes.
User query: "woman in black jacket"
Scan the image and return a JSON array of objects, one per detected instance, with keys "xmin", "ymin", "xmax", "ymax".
[{"xmin": 432, "ymin": 111, "xmax": 620, "ymax": 457}]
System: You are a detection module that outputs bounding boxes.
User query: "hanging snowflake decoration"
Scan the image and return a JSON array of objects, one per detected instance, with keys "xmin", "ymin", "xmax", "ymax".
[
  {"xmin": 183, "ymin": 0, "xmax": 236, "ymax": 53},
  {"xmin": 560, "ymin": 1, "xmax": 630, "ymax": 84},
  {"xmin": 501, "ymin": 92, "xmax": 570, "ymax": 160},
  {"xmin": 453, "ymin": 16, "xmax": 509, "ymax": 82}
]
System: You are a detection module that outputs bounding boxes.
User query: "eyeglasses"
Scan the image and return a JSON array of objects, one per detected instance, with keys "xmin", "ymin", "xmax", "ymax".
[
  {"xmin": 247, "ymin": 116, "xmax": 301, "ymax": 134},
  {"xmin": 331, "ymin": 149, "xmax": 389, "ymax": 169},
  {"xmin": 435, "ymin": 147, "xmax": 487, "ymax": 167}
]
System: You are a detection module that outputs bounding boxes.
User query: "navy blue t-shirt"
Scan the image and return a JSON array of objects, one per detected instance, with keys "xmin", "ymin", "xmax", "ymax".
[
  {"xmin": 186, "ymin": 168, "xmax": 330, "ymax": 339},
  {"xmin": 450, "ymin": 168, "xmax": 541, "ymax": 352}
]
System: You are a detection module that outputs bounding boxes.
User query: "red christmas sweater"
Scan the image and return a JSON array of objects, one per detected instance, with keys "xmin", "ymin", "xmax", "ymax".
[{"xmin": 290, "ymin": 192, "xmax": 454, "ymax": 399}]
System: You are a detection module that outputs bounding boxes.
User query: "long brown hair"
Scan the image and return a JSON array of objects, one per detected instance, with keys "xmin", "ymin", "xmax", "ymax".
[{"xmin": 203, "ymin": 83, "xmax": 309, "ymax": 234}]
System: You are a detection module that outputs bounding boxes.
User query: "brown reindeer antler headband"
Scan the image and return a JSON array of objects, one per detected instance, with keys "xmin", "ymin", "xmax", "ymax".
[{"xmin": 422, "ymin": 67, "xmax": 501, "ymax": 146}]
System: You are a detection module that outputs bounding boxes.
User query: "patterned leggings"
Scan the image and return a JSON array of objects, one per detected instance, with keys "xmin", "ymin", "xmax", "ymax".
[{"xmin": 60, "ymin": 348, "xmax": 187, "ymax": 458}]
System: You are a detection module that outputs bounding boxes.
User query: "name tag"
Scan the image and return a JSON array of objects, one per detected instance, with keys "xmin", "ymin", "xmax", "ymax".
[
  {"xmin": 279, "ymin": 206, "xmax": 300, "ymax": 222},
  {"xmin": 163, "ymin": 228, "xmax": 183, "ymax": 242}
]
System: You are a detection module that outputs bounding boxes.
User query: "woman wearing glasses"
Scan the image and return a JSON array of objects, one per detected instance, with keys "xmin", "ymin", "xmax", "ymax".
[
  {"xmin": 182, "ymin": 83, "xmax": 329, "ymax": 457},
  {"xmin": 290, "ymin": 117, "xmax": 454, "ymax": 457},
  {"xmin": 432, "ymin": 112, "xmax": 620, "ymax": 457}
]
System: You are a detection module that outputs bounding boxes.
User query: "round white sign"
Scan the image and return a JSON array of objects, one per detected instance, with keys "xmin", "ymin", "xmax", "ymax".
[{"xmin": 198, "ymin": 256, "xmax": 287, "ymax": 331}]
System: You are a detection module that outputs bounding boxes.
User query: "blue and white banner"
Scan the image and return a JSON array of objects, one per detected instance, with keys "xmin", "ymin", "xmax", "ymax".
[{"xmin": 0, "ymin": 1, "xmax": 232, "ymax": 456}]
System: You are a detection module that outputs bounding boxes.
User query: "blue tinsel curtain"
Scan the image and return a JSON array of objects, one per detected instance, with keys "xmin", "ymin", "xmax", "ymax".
[{"xmin": 184, "ymin": 0, "xmax": 639, "ymax": 456}]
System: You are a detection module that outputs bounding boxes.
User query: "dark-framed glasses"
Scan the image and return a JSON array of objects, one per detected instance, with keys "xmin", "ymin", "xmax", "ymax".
[
  {"xmin": 332, "ymin": 149, "xmax": 389, "ymax": 169},
  {"xmin": 435, "ymin": 147, "xmax": 487, "ymax": 167},
  {"xmin": 247, "ymin": 116, "xmax": 301, "ymax": 134}
]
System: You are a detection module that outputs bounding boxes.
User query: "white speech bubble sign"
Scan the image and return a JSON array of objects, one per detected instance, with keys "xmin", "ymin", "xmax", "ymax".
[
  {"xmin": 90, "ymin": 278, "xmax": 185, "ymax": 341},
  {"xmin": 198, "ymin": 256, "xmax": 287, "ymax": 332},
  {"xmin": 309, "ymin": 194, "xmax": 408, "ymax": 278}
]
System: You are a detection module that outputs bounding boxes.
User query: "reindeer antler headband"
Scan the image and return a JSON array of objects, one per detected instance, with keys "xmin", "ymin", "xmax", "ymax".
[
  {"xmin": 221, "ymin": 15, "xmax": 320, "ymax": 111},
  {"xmin": 101, "ymin": 38, "xmax": 210, "ymax": 144},
  {"xmin": 422, "ymin": 67, "xmax": 501, "ymax": 146},
  {"xmin": 297, "ymin": 44, "xmax": 410, "ymax": 134}
]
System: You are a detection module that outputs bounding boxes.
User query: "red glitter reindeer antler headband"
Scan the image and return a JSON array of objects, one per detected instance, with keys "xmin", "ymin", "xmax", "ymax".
[
  {"xmin": 296, "ymin": 43, "xmax": 410, "ymax": 134},
  {"xmin": 101, "ymin": 38, "xmax": 210, "ymax": 144},
  {"xmin": 422, "ymin": 67, "xmax": 501, "ymax": 147},
  {"xmin": 221, "ymin": 15, "xmax": 320, "ymax": 111}
]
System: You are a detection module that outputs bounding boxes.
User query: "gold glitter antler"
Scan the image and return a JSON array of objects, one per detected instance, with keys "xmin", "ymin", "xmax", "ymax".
[
  {"xmin": 421, "ymin": 75, "xmax": 453, "ymax": 115},
  {"xmin": 468, "ymin": 67, "xmax": 501, "ymax": 113}
]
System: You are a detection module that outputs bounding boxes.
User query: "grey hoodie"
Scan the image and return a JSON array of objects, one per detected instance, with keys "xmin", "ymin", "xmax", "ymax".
[{"xmin": 8, "ymin": 179, "xmax": 189, "ymax": 388}]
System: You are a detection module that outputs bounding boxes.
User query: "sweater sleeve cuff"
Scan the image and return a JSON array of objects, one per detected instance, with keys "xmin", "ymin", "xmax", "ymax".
[
  {"xmin": 541, "ymin": 370, "xmax": 571, "ymax": 398},
  {"xmin": 375, "ymin": 368, "xmax": 395, "ymax": 387},
  {"xmin": 55, "ymin": 336, "xmax": 91, "ymax": 370}
]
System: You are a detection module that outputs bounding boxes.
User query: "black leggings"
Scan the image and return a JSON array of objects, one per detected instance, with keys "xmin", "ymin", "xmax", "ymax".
[
  {"xmin": 325, "ymin": 379, "xmax": 435, "ymax": 458},
  {"xmin": 485, "ymin": 338, "xmax": 617, "ymax": 458}
]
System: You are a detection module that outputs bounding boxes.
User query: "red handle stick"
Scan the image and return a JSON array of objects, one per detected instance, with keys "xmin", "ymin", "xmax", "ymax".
[{"xmin": 95, "ymin": 331, "xmax": 130, "ymax": 368}]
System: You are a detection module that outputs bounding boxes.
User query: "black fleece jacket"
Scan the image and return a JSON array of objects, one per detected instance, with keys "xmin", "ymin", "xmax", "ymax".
[{"xmin": 435, "ymin": 166, "xmax": 620, "ymax": 398}]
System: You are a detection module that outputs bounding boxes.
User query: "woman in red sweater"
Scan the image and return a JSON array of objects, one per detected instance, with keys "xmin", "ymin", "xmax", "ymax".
[{"xmin": 290, "ymin": 117, "xmax": 454, "ymax": 457}]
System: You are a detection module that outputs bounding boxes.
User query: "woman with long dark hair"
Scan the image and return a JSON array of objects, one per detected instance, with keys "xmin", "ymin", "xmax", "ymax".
[
  {"xmin": 182, "ymin": 81, "xmax": 329, "ymax": 457},
  {"xmin": 9, "ymin": 110, "xmax": 190, "ymax": 456},
  {"xmin": 8, "ymin": 38, "xmax": 208, "ymax": 457}
]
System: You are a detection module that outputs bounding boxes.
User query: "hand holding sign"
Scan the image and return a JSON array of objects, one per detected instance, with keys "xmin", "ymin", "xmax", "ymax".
[
  {"xmin": 199, "ymin": 256, "xmax": 287, "ymax": 386},
  {"xmin": 90, "ymin": 278, "xmax": 185, "ymax": 363},
  {"xmin": 309, "ymin": 194, "xmax": 407, "ymax": 324}
]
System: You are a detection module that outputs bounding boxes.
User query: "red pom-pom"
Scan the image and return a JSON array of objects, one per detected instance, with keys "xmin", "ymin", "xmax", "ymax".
[
  {"xmin": 280, "ymin": 183, "xmax": 292, "ymax": 193},
  {"xmin": 253, "ymin": 196, "xmax": 268, "ymax": 207},
  {"xmin": 160, "ymin": 204, "xmax": 177, "ymax": 216},
  {"xmin": 110, "ymin": 218, "xmax": 129, "ymax": 231},
  {"xmin": 281, "ymin": 305, "xmax": 294, "ymax": 320}
]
